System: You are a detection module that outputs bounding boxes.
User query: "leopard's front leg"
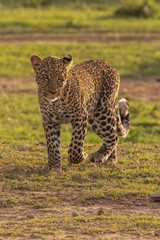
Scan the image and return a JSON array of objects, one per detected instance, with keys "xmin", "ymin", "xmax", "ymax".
[
  {"xmin": 43, "ymin": 121, "xmax": 61, "ymax": 170},
  {"xmin": 68, "ymin": 115, "xmax": 88, "ymax": 164}
]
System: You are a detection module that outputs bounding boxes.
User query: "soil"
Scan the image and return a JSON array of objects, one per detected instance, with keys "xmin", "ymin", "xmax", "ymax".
[
  {"xmin": 0, "ymin": 190, "xmax": 160, "ymax": 240},
  {"xmin": 2, "ymin": 36, "xmax": 160, "ymax": 43},
  {"xmin": 0, "ymin": 76, "xmax": 160, "ymax": 101},
  {"xmin": 1, "ymin": 30, "xmax": 160, "ymax": 43}
]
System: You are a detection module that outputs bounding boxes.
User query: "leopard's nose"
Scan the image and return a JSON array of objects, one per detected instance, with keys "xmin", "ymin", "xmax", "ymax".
[{"xmin": 49, "ymin": 90, "xmax": 57, "ymax": 95}]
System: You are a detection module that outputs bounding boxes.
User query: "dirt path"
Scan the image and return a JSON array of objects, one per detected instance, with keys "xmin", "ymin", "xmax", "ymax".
[
  {"xmin": 1, "ymin": 30, "xmax": 160, "ymax": 43},
  {"xmin": 2, "ymin": 36, "xmax": 160, "ymax": 43},
  {"xmin": 0, "ymin": 76, "xmax": 160, "ymax": 101}
]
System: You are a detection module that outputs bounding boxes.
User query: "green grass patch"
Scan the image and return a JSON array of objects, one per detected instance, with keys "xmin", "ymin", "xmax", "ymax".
[
  {"xmin": 1, "ymin": 42, "xmax": 160, "ymax": 77},
  {"xmin": 0, "ymin": 1, "xmax": 160, "ymax": 33},
  {"xmin": 0, "ymin": 0, "xmax": 122, "ymax": 9},
  {"xmin": 0, "ymin": 142, "xmax": 159, "ymax": 200},
  {"xmin": 125, "ymin": 99, "xmax": 160, "ymax": 143},
  {"xmin": 0, "ymin": 94, "xmax": 160, "ymax": 144}
]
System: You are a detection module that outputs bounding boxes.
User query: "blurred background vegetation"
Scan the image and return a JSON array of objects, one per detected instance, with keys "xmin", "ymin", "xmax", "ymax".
[{"xmin": 0, "ymin": 0, "xmax": 160, "ymax": 15}]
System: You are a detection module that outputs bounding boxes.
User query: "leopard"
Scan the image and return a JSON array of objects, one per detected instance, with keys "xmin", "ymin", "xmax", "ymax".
[{"xmin": 30, "ymin": 54, "xmax": 130, "ymax": 170}]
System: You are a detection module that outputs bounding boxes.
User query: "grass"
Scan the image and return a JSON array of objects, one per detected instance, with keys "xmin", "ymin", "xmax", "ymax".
[
  {"xmin": 0, "ymin": 0, "xmax": 122, "ymax": 8},
  {"xmin": 0, "ymin": 141, "xmax": 159, "ymax": 238},
  {"xmin": 1, "ymin": 42, "xmax": 160, "ymax": 77},
  {"xmin": 0, "ymin": 215, "xmax": 160, "ymax": 237},
  {"xmin": 0, "ymin": 1, "xmax": 160, "ymax": 35}
]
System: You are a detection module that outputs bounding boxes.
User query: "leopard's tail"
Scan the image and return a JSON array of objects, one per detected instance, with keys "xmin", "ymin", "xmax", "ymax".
[{"xmin": 117, "ymin": 98, "xmax": 130, "ymax": 137}]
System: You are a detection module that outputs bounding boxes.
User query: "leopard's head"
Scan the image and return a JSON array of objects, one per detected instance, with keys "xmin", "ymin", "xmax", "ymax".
[{"xmin": 30, "ymin": 54, "xmax": 72, "ymax": 100}]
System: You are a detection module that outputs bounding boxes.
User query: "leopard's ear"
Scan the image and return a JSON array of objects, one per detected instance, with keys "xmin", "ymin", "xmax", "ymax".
[
  {"xmin": 62, "ymin": 54, "xmax": 72, "ymax": 65},
  {"xmin": 30, "ymin": 55, "xmax": 42, "ymax": 73}
]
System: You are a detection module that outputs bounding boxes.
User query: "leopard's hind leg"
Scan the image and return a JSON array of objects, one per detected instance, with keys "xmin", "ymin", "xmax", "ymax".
[{"xmin": 88, "ymin": 100, "xmax": 118, "ymax": 164}]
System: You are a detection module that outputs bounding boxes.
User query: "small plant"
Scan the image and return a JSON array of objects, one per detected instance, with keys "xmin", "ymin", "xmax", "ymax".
[{"xmin": 115, "ymin": 0, "xmax": 160, "ymax": 18}]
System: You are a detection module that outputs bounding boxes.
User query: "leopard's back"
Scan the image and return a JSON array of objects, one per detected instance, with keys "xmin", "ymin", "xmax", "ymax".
[{"xmin": 59, "ymin": 59, "xmax": 120, "ymax": 116}]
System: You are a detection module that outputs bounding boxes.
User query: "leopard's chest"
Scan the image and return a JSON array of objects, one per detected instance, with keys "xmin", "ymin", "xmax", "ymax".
[{"xmin": 39, "ymin": 96, "xmax": 80, "ymax": 124}]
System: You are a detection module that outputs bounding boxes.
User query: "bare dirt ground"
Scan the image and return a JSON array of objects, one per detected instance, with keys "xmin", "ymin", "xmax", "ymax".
[
  {"xmin": 2, "ymin": 36, "xmax": 160, "ymax": 43},
  {"xmin": 1, "ymin": 30, "xmax": 160, "ymax": 43},
  {"xmin": 0, "ymin": 190, "xmax": 160, "ymax": 239},
  {"xmin": 0, "ymin": 76, "xmax": 160, "ymax": 101}
]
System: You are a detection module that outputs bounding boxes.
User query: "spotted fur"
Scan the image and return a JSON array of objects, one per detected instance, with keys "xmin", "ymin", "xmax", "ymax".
[{"xmin": 31, "ymin": 54, "xmax": 130, "ymax": 170}]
